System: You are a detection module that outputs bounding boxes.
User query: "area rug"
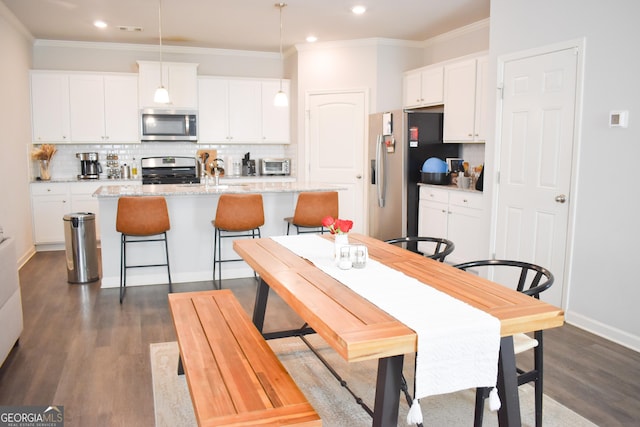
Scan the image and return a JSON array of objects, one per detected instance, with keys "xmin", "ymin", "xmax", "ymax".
[{"xmin": 151, "ymin": 338, "xmax": 597, "ymax": 427}]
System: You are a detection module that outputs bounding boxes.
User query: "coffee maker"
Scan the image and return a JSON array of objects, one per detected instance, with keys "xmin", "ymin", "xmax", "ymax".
[{"xmin": 76, "ymin": 152, "xmax": 102, "ymax": 179}]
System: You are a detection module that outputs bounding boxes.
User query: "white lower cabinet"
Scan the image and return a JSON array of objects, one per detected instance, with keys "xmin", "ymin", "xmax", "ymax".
[
  {"xmin": 31, "ymin": 182, "xmax": 102, "ymax": 245},
  {"xmin": 418, "ymin": 186, "xmax": 484, "ymax": 264},
  {"xmin": 31, "ymin": 183, "xmax": 69, "ymax": 244}
]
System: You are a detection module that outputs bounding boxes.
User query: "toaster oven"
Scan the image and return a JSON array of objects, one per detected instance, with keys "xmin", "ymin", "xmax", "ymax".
[{"xmin": 260, "ymin": 158, "xmax": 290, "ymax": 176}]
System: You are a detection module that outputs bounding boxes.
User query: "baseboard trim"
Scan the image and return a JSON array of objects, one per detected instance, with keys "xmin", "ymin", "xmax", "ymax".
[{"xmin": 566, "ymin": 311, "xmax": 640, "ymax": 353}]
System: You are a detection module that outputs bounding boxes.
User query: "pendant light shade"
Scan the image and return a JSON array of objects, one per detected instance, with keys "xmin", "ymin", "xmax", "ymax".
[
  {"xmin": 273, "ymin": 89, "xmax": 288, "ymax": 107},
  {"xmin": 154, "ymin": 0, "xmax": 170, "ymax": 104},
  {"xmin": 274, "ymin": 3, "xmax": 288, "ymax": 107}
]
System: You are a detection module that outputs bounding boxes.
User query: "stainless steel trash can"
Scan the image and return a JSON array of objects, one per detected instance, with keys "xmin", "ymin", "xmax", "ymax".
[{"xmin": 63, "ymin": 212, "xmax": 99, "ymax": 284}]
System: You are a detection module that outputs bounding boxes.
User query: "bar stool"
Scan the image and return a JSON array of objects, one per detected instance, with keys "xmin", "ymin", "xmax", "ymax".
[
  {"xmin": 284, "ymin": 191, "xmax": 339, "ymax": 234},
  {"xmin": 116, "ymin": 196, "xmax": 172, "ymax": 304},
  {"xmin": 212, "ymin": 194, "xmax": 264, "ymax": 289}
]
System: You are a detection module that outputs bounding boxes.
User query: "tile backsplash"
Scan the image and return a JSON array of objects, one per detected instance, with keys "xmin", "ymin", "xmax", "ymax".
[{"xmin": 31, "ymin": 142, "xmax": 297, "ymax": 181}]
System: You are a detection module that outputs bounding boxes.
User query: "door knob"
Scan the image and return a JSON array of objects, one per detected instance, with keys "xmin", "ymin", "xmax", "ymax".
[
  {"xmin": 356, "ymin": 174, "xmax": 362, "ymax": 179},
  {"xmin": 555, "ymin": 194, "xmax": 567, "ymax": 203}
]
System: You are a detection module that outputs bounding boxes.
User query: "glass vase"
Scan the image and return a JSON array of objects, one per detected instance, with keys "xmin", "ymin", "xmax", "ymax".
[
  {"xmin": 334, "ymin": 233, "xmax": 349, "ymax": 260},
  {"xmin": 39, "ymin": 159, "xmax": 51, "ymax": 181}
]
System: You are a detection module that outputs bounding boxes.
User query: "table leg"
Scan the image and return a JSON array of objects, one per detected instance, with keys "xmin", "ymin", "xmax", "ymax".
[
  {"xmin": 497, "ymin": 335, "xmax": 521, "ymax": 426},
  {"xmin": 372, "ymin": 354, "xmax": 404, "ymax": 427},
  {"xmin": 252, "ymin": 278, "xmax": 270, "ymax": 333}
]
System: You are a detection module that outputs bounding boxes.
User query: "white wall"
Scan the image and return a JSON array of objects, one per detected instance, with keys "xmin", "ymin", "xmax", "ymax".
[
  {"xmin": 32, "ymin": 40, "xmax": 283, "ymax": 78},
  {"xmin": 295, "ymin": 38, "xmax": 423, "ymax": 180},
  {"xmin": 0, "ymin": 4, "xmax": 35, "ymax": 265},
  {"xmin": 489, "ymin": 0, "xmax": 640, "ymax": 350}
]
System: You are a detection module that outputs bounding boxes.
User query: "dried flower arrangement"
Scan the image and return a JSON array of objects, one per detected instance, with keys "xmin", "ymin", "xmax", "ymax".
[{"xmin": 31, "ymin": 144, "xmax": 57, "ymax": 161}]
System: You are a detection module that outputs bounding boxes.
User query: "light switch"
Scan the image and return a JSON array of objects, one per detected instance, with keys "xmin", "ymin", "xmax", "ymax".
[{"xmin": 609, "ymin": 110, "xmax": 629, "ymax": 128}]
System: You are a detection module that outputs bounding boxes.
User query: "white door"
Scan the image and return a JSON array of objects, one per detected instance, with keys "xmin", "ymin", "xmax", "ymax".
[
  {"xmin": 307, "ymin": 91, "xmax": 366, "ymax": 233},
  {"xmin": 494, "ymin": 47, "xmax": 578, "ymax": 307}
]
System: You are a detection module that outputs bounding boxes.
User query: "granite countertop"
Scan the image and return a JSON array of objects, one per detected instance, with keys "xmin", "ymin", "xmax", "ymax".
[
  {"xmin": 93, "ymin": 181, "xmax": 344, "ymax": 198},
  {"xmin": 32, "ymin": 175, "xmax": 295, "ymax": 185},
  {"xmin": 31, "ymin": 177, "xmax": 140, "ymax": 184},
  {"xmin": 417, "ymin": 182, "xmax": 483, "ymax": 194}
]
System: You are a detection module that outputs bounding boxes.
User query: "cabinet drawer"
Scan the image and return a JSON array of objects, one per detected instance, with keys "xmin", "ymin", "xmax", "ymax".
[
  {"xmin": 31, "ymin": 183, "xmax": 68, "ymax": 196},
  {"xmin": 419, "ymin": 186, "xmax": 449, "ymax": 203},
  {"xmin": 449, "ymin": 191, "xmax": 482, "ymax": 210}
]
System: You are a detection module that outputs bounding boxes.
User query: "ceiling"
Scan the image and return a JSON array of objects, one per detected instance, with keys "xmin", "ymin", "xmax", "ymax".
[{"xmin": 3, "ymin": 0, "xmax": 490, "ymax": 53}]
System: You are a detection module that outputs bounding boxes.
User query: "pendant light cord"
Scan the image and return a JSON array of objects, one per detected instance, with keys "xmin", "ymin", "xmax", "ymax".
[
  {"xmin": 278, "ymin": 2, "xmax": 285, "ymax": 91},
  {"xmin": 158, "ymin": 0, "xmax": 164, "ymax": 85}
]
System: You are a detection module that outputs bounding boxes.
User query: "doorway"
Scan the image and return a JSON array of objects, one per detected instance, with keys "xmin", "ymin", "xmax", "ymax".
[
  {"xmin": 305, "ymin": 90, "xmax": 368, "ymax": 233},
  {"xmin": 493, "ymin": 41, "xmax": 583, "ymax": 307}
]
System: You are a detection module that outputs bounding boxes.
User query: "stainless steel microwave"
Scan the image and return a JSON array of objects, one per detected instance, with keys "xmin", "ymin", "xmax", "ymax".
[{"xmin": 140, "ymin": 109, "xmax": 198, "ymax": 142}]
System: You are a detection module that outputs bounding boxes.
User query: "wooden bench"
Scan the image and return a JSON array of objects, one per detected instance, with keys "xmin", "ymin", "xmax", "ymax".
[{"xmin": 168, "ymin": 289, "xmax": 321, "ymax": 426}]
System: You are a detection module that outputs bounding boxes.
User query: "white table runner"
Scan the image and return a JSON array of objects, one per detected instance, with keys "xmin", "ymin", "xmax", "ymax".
[{"xmin": 271, "ymin": 235, "xmax": 500, "ymax": 401}]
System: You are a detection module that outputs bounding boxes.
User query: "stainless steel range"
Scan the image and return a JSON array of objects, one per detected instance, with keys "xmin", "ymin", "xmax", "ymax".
[{"xmin": 141, "ymin": 156, "xmax": 200, "ymax": 185}]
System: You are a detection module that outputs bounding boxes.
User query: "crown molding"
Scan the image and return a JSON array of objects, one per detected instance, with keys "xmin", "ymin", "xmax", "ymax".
[
  {"xmin": 423, "ymin": 18, "xmax": 490, "ymax": 47},
  {"xmin": 33, "ymin": 39, "xmax": 280, "ymax": 59},
  {"xmin": 295, "ymin": 37, "xmax": 423, "ymax": 52}
]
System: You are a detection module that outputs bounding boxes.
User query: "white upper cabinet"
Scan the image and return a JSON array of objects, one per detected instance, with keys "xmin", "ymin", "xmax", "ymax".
[
  {"xmin": 198, "ymin": 77, "xmax": 230, "ymax": 142},
  {"xmin": 228, "ymin": 79, "xmax": 262, "ymax": 143},
  {"xmin": 260, "ymin": 80, "xmax": 290, "ymax": 143},
  {"xmin": 137, "ymin": 61, "xmax": 198, "ymax": 109},
  {"xmin": 198, "ymin": 77, "xmax": 290, "ymax": 144},
  {"xmin": 31, "ymin": 71, "xmax": 138, "ymax": 144},
  {"xmin": 30, "ymin": 72, "xmax": 71, "ymax": 143},
  {"xmin": 443, "ymin": 55, "xmax": 488, "ymax": 143},
  {"xmin": 69, "ymin": 74, "xmax": 139, "ymax": 143},
  {"xmin": 403, "ymin": 65, "xmax": 444, "ymax": 108}
]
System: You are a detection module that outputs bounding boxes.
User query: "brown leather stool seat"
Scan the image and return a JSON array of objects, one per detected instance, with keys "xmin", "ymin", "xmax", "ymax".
[
  {"xmin": 116, "ymin": 196, "xmax": 172, "ymax": 303},
  {"xmin": 285, "ymin": 191, "xmax": 339, "ymax": 234},
  {"xmin": 212, "ymin": 194, "xmax": 264, "ymax": 289}
]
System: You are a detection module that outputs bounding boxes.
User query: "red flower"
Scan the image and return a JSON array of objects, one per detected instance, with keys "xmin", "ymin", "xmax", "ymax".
[{"xmin": 322, "ymin": 216, "xmax": 353, "ymax": 234}]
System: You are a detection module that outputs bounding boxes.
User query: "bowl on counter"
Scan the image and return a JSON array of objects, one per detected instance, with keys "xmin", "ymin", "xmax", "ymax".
[{"xmin": 421, "ymin": 172, "xmax": 451, "ymax": 185}]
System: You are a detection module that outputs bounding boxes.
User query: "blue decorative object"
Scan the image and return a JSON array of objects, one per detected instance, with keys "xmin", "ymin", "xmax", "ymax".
[{"xmin": 422, "ymin": 157, "xmax": 447, "ymax": 173}]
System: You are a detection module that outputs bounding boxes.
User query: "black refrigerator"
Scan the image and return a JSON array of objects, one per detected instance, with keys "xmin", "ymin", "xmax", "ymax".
[{"xmin": 368, "ymin": 110, "xmax": 459, "ymax": 241}]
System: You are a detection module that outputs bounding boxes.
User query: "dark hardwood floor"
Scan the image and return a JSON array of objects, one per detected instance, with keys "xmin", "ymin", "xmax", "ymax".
[{"xmin": 1, "ymin": 250, "xmax": 638, "ymax": 426}]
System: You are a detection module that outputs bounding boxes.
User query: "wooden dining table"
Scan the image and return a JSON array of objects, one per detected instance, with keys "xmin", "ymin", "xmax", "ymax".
[{"xmin": 234, "ymin": 233, "xmax": 564, "ymax": 426}]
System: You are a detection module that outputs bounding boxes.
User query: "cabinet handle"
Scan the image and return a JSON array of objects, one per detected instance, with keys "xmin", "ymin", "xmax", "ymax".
[{"xmin": 467, "ymin": 133, "xmax": 473, "ymax": 137}]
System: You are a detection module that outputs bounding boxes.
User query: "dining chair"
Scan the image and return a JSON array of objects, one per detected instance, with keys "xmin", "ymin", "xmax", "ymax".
[
  {"xmin": 284, "ymin": 191, "xmax": 339, "ymax": 235},
  {"xmin": 116, "ymin": 196, "xmax": 172, "ymax": 304},
  {"xmin": 453, "ymin": 259, "xmax": 554, "ymax": 427},
  {"xmin": 384, "ymin": 236, "xmax": 455, "ymax": 262},
  {"xmin": 212, "ymin": 194, "xmax": 264, "ymax": 289}
]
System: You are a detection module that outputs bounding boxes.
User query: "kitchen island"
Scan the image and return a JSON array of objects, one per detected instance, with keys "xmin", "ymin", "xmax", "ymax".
[{"xmin": 94, "ymin": 182, "xmax": 344, "ymax": 289}]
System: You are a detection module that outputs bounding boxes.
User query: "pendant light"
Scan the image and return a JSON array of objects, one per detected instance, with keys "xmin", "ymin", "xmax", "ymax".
[
  {"xmin": 273, "ymin": 3, "xmax": 288, "ymax": 107},
  {"xmin": 154, "ymin": 0, "xmax": 170, "ymax": 104}
]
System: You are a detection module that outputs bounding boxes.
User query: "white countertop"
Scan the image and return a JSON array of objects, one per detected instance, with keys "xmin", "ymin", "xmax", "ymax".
[
  {"xmin": 93, "ymin": 181, "xmax": 344, "ymax": 198},
  {"xmin": 417, "ymin": 182, "xmax": 483, "ymax": 194}
]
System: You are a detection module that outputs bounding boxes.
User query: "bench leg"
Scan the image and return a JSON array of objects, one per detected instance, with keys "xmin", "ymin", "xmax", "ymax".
[
  {"xmin": 497, "ymin": 336, "xmax": 521, "ymax": 426},
  {"xmin": 373, "ymin": 354, "xmax": 404, "ymax": 427},
  {"xmin": 177, "ymin": 354, "xmax": 184, "ymax": 376},
  {"xmin": 252, "ymin": 278, "xmax": 270, "ymax": 333}
]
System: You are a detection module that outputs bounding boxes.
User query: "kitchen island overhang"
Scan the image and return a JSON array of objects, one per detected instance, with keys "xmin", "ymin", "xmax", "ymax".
[{"xmin": 94, "ymin": 182, "xmax": 345, "ymax": 289}]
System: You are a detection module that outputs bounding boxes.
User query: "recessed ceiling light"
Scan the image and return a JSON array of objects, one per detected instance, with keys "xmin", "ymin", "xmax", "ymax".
[
  {"xmin": 306, "ymin": 35, "xmax": 317, "ymax": 43},
  {"xmin": 93, "ymin": 20, "xmax": 107, "ymax": 29},
  {"xmin": 351, "ymin": 5, "xmax": 366, "ymax": 15}
]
